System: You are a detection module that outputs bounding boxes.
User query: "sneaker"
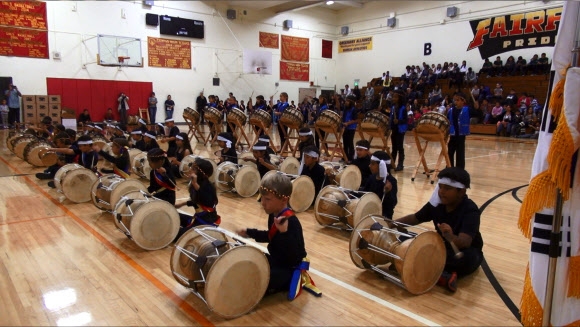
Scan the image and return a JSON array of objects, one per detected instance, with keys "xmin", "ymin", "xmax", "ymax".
[
  {"xmin": 47, "ymin": 181, "xmax": 56, "ymax": 188},
  {"xmin": 36, "ymin": 172, "xmax": 53, "ymax": 180},
  {"xmin": 395, "ymin": 166, "xmax": 404, "ymax": 171}
]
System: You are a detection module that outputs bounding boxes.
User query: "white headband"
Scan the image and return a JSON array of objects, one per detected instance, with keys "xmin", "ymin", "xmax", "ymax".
[
  {"xmin": 139, "ymin": 119, "xmax": 147, "ymax": 125},
  {"xmin": 157, "ymin": 123, "xmax": 164, "ymax": 128},
  {"xmin": 299, "ymin": 130, "xmax": 313, "ymax": 136},
  {"xmin": 93, "ymin": 125, "xmax": 103, "ymax": 130},
  {"xmin": 165, "ymin": 118, "xmax": 174, "ymax": 122},
  {"xmin": 253, "ymin": 145, "xmax": 267, "ymax": 151},
  {"xmin": 77, "ymin": 140, "xmax": 93, "ymax": 145},
  {"xmin": 304, "ymin": 151, "xmax": 319, "ymax": 158},
  {"xmin": 217, "ymin": 135, "xmax": 232, "ymax": 148},
  {"xmin": 355, "ymin": 145, "xmax": 369, "ymax": 150},
  {"xmin": 131, "ymin": 130, "xmax": 142, "ymax": 135},
  {"xmin": 176, "ymin": 135, "xmax": 184, "ymax": 140},
  {"xmin": 144, "ymin": 132, "xmax": 155, "ymax": 139},
  {"xmin": 298, "ymin": 150, "xmax": 319, "ymax": 175},
  {"xmin": 371, "ymin": 155, "xmax": 391, "ymax": 182},
  {"xmin": 258, "ymin": 137, "xmax": 270, "ymax": 143},
  {"xmin": 429, "ymin": 177, "xmax": 467, "ymax": 207}
]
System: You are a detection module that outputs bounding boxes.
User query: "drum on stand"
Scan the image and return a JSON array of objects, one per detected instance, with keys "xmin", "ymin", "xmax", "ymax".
[
  {"xmin": 183, "ymin": 107, "xmax": 200, "ymax": 125},
  {"xmin": 238, "ymin": 152, "xmax": 257, "ymax": 169},
  {"xmin": 113, "ymin": 190, "xmax": 180, "ymax": 250},
  {"xmin": 132, "ymin": 151, "xmax": 152, "ymax": 179},
  {"xmin": 279, "ymin": 107, "xmax": 304, "ymax": 129},
  {"xmin": 349, "ymin": 215, "xmax": 446, "ymax": 295},
  {"xmin": 314, "ymin": 185, "xmax": 382, "ymax": 230},
  {"xmin": 179, "ymin": 155, "xmax": 218, "ymax": 184},
  {"xmin": 91, "ymin": 174, "xmax": 146, "ymax": 211},
  {"xmin": 216, "ymin": 162, "xmax": 260, "ymax": 197},
  {"xmin": 227, "ymin": 108, "xmax": 247, "ymax": 126},
  {"xmin": 415, "ymin": 112, "xmax": 450, "ymax": 140},
  {"xmin": 360, "ymin": 111, "xmax": 390, "ymax": 133},
  {"xmin": 315, "ymin": 110, "xmax": 341, "ymax": 132},
  {"xmin": 23, "ymin": 139, "xmax": 53, "ymax": 167},
  {"xmin": 170, "ymin": 226, "xmax": 269, "ymax": 319},
  {"xmin": 54, "ymin": 163, "xmax": 98, "ymax": 203},
  {"xmin": 320, "ymin": 162, "xmax": 362, "ymax": 191},
  {"xmin": 278, "ymin": 156, "xmax": 300, "ymax": 175},
  {"xmin": 249, "ymin": 109, "xmax": 272, "ymax": 129},
  {"xmin": 261, "ymin": 171, "xmax": 314, "ymax": 213},
  {"xmin": 12, "ymin": 135, "xmax": 38, "ymax": 159},
  {"xmin": 204, "ymin": 107, "xmax": 222, "ymax": 124}
]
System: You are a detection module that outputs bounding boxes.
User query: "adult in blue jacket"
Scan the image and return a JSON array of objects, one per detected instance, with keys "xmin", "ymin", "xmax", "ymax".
[
  {"xmin": 390, "ymin": 91, "xmax": 408, "ymax": 171},
  {"xmin": 447, "ymin": 93, "xmax": 471, "ymax": 169}
]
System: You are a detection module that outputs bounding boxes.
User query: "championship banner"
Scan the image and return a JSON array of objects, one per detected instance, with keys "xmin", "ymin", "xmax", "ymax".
[
  {"xmin": 280, "ymin": 61, "xmax": 309, "ymax": 81},
  {"xmin": 467, "ymin": 7, "xmax": 562, "ymax": 59},
  {"xmin": 281, "ymin": 35, "xmax": 309, "ymax": 62},
  {"xmin": 259, "ymin": 31, "xmax": 279, "ymax": 49},
  {"xmin": 338, "ymin": 36, "xmax": 372, "ymax": 53},
  {"xmin": 322, "ymin": 39, "xmax": 332, "ymax": 59},
  {"xmin": 0, "ymin": 26, "xmax": 48, "ymax": 58},
  {"xmin": 0, "ymin": 1, "xmax": 47, "ymax": 30}
]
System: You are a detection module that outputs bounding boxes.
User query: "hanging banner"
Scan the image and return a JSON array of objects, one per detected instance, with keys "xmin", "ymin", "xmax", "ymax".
[
  {"xmin": 281, "ymin": 35, "xmax": 309, "ymax": 62},
  {"xmin": 147, "ymin": 37, "xmax": 191, "ymax": 69},
  {"xmin": 467, "ymin": 7, "xmax": 562, "ymax": 59},
  {"xmin": 322, "ymin": 39, "xmax": 332, "ymax": 59},
  {"xmin": 280, "ymin": 61, "xmax": 309, "ymax": 81},
  {"xmin": 338, "ymin": 36, "xmax": 373, "ymax": 53},
  {"xmin": 0, "ymin": 1, "xmax": 47, "ymax": 30},
  {"xmin": 0, "ymin": 27, "xmax": 48, "ymax": 58},
  {"xmin": 259, "ymin": 31, "xmax": 279, "ymax": 49}
]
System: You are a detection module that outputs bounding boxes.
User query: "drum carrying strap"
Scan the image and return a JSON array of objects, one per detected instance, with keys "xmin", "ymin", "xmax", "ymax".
[{"xmin": 288, "ymin": 258, "xmax": 322, "ymax": 301}]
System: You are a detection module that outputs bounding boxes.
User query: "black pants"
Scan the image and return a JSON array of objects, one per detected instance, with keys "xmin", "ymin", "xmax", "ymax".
[
  {"xmin": 197, "ymin": 107, "xmax": 205, "ymax": 125},
  {"xmin": 315, "ymin": 130, "xmax": 326, "ymax": 153},
  {"xmin": 266, "ymin": 256, "xmax": 294, "ymax": 294},
  {"xmin": 448, "ymin": 135, "xmax": 466, "ymax": 169},
  {"xmin": 9, "ymin": 107, "xmax": 20, "ymax": 125},
  {"xmin": 391, "ymin": 130, "xmax": 405, "ymax": 167},
  {"xmin": 119, "ymin": 109, "xmax": 127, "ymax": 126},
  {"xmin": 444, "ymin": 246, "xmax": 483, "ymax": 277},
  {"xmin": 342, "ymin": 129, "xmax": 356, "ymax": 161},
  {"xmin": 277, "ymin": 123, "xmax": 287, "ymax": 150}
]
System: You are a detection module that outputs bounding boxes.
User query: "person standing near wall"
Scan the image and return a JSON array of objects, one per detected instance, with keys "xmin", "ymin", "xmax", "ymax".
[
  {"xmin": 196, "ymin": 91, "xmax": 207, "ymax": 125},
  {"xmin": 117, "ymin": 92, "xmax": 129, "ymax": 126},
  {"xmin": 165, "ymin": 95, "xmax": 175, "ymax": 120},
  {"xmin": 148, "ymin": 92, "xmax": 158, "ymax": 124},
  {"xmin": 447, "ymin": 93, "xmax": 470, "ymax": 169},
  {"xmin": 5, "ymin": 84, "xmax": 21, "ymax": 128}
]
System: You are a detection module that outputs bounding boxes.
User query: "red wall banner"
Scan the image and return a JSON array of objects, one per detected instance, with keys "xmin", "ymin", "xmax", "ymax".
[
  {"xmin": 0, "ymin": 1, "xmax": 48, "ymax": 59},
  {"xmin": 148, "ymin": 37, "xmax": 191, "ymax": 69},
  {"xmin": 0, "ymin": 1, "xmax": 47, "ymax": 29},
  {"xmin": 281, "ymin": 35, "xmax": 309, "ymax": 62},
  {"xmin": 322, "ymin": 39, "xmax": 332, "ymax": 59},
  {"xmin": 259, "ymin": 32, "xmax": 279, "ymax": 49},
  {"xmin": 280, "ymin": 62, "xmax": 309, "ymax": 81}
]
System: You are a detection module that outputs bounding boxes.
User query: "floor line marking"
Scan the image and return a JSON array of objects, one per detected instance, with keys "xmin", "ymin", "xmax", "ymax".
[{"xmin": 0, "ymin": 215, "xmax": 67, "ymax": 226}]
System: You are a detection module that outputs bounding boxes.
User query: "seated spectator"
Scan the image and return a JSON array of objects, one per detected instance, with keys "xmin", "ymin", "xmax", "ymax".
[
  {"xmin": 493, "ymin": 83, "xmax": 504, "ymax": 101},
  {"xmin": 505, "ymin": 89, "xmax": 518, "ymax": 105},
  {"xmin": 465, "ymin": 68, "xmax": 478, "ymax": 86},
  {"xmin": 517, "ymin": 92, "xmax": 531, "ymax": 112},
  {"xmin": 470, "ymin": 84, "xmax": 480, "ymax": 101},
  {"xmin": 459, "ymin": 60, "xmax": 468, "ymax": 75},
  {"xmin": 516, "ymin": 56, "xmax": 528, "ymax": 76},
  {"xmin": 429, "ymin": 84, "xmax": 442, "ymax": 100},
  {"xmin": 517, "ymin": 119, "xmax": 540, "ymax": 139},
  {"xmin": 528, "ymin": 54, "xmax": 539, "ymax": 75},
  {"xmin": 479, "ymin": 84, "xmax": 491, "ymax": 102},
  {"xmin": 480, "ymin": 99, "xmax": 491, "ymax": 124},
  {"xmin": 435, "ymin": 64, "xmax": 443, "ymax": 77},
  {"xmin": 470, "ymin": 103, "xmax": 483, "ymax": 125},
  {"xmin": 479, "ymin": 58, "xmax": 493, "ymax": 77},
  {"xmin": 496, "ymin": 103, "xmax": 514, "ymax": 136},
  {"xmin": 529, "ymin": 95, "xmax": 541, "ymax": 116},
  {"xmin": 510, "ymin": 109, "xmax": 524, "ymax": 137},
  {"xmin": 504, "ymin": 56, "xmax": 516, "ymax": 76},
  {"xmin": 538, "ymin": 53, "xmax": 550, "ymax": 75},
  {"xmin": 490, "ymin": 101, "xmax": 504, "ymax": 124},
  {"xmin": 78, "ymin": 109, "xmax": 91, "ymax": 125},
  {"xmin": 492, "ymin": 56, "xmax": 503, "ymax": 77}
]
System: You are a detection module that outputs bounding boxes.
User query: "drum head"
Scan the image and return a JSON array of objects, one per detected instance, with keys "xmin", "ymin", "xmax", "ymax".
[
  {"xmin": 14, "ymin": 136, "xmax": 37, "ymax": 160},
  {"xmin": 54, "ymin": 164, "xmax": 83, "ymax": 192},
  {"xmin": 350, "ymin": 193, "xmax": 382, "ymax": 228},
  {"xmin": 39, "ymin": 148, "xmax": 58, "ymax": 166},
  {"xmin": 132, "ymin": 152, "xmax": 149, "ymax": 179},
  {"xmin": 349, "ymin": 215, "xmax": 398, "ymax": 269},
  {"xmin": 234, "ymin": 166, "xmax": 260, "ymax": 197},
  {"xmin": 7, "ymin": 134, "xmax": 22, "ymax": 153},
  {"xmin": 239, "ymin": 152, "xmax": 257, "ymax": 169},
  {"xmin": 289, "ymin": 175, "xmax": 314, "ymax": 213},
  {"xmin": 25, "ymin": 140, "xmax": 52, "ymax": 167},
  {"xmin": 279, "ymin": 157, "xmax": 300, "ymax": 175},
  {"xmin": 128, "ymin": 148, "xmax": 143, "ymax": 165},
  {"xmin": 314, "ymin": 186, "xmax": 348, "ymax": 226},
  {"xmin": 216, "ymin": 162, "xmax": 239, "ymax": 192},
  {"xmin": 61, "ymin": 166, "xmax": 98, "ymax": 203},
  {"xmin": 110, "ymin": 179, "xmax": 146, "ymax": 211},
  {"xmin": 206, "ymin": 246, "xmax": 270, "ymax": 319},
  {"xmin": 158, "ymin": 137, "xmax": 169, "ymax": 152},
  {"xmin": 396, "ymin": 231, "xmax": 445, "ymax": 295},
  {"xmin": 179, "ymin": 155, "xmax": 197, "ymax": 178},
  {"xmin": 130, "ymin": 199, "xmax": 180, "ymax": 250},
  {"xmin": 92, "ymin": 135, "xmax": 108, "ymax": 149},
  {"xmin": 337, "ymin": 165, "xmax": 362, "ymax": 191}
]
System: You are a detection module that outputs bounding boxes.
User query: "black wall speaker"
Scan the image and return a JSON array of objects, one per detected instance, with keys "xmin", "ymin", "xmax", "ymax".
[
  {"xmin": 446, "ymin": 6, "xmax": 458, "ymax": 18},
  {"xmin": 387, "ymin": 17, "xmax": 396, "ymax": 27},
  {"xmin": 227, "ymin": 9, "xmax": 236, "ymax": 20},
  {"xmin": 213, "ymin": 78, "xmax": 220, "ymax": 86},
  {"xmin": 341, "ymin": 26, "xmax": 349, "ymax": 35},
  {"xmin": 146, "ymin": 13, "xmax": 159, "ymax": 26},
  {"xmin": 283, "ymin": 20, "xmax": 293, "ymax": 29}
]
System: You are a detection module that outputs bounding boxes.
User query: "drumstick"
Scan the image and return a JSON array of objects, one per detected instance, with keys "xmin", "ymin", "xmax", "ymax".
[{"xmin": 442, "ymin": 233, "xmax": 464, "ymax": 259}]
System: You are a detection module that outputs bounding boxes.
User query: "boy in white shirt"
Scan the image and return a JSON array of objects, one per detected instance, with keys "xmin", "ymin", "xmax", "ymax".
[{"xmin": 0, "ymin": 99, "xmax": 8, "ymax": 128}]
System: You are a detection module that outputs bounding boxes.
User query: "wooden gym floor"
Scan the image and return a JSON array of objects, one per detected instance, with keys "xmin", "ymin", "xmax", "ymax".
[{"xmin": 0, "ymin": 125, "xmax": 538, "ymax": 326}]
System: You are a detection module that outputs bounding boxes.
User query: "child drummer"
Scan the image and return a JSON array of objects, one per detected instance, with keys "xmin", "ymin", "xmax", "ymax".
[{"xmin": 238, "ymin": 173, "xmax": 321, "ymax": 299}]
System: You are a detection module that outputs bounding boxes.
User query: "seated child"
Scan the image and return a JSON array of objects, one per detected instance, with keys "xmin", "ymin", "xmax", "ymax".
[
  {"xmin": 147, "ymin": 148, "xmax": 176, "ymax": 204},
  {"xmin": 130, "ymin": 130, "xmax": 146, "ymax": 151},
  {"xmin": 143, "ymin": 130, "xmax": 160, "ymax": 151},
  {"xmin": 348, "ymin": 139, "xmax": 372, "ymax": 189},
  {"xmin": 297, "ymin": 127, "xmax": 315, "ymax": 161},
  {"xmin": 299, "ymin": 145, "xmax": 326, "ymax": 203},
  {"xmin": 361, "ymin": 151, "xmax": 398, "ymax": 219},
  {"xmin": 217, "ymin": 132, "xmax": 238, "ymax": 164},
  {"xmin": 95, "ymin": 138, "xmax": 131, "ymax": 178}
]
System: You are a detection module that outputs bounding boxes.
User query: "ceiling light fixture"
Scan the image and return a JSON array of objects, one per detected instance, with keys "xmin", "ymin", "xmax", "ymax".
[{"xmin": 326, "ymin": 1, "xmax": 334, "ymax": 5}]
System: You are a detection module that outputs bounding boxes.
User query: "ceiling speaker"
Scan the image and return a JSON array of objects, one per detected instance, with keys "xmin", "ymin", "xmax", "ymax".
[
  {"xmin": 387, "ymin": 17, "xmax": 396, "ymax": 28},
  {"xmin": 145, "ymin": 13, "xmax": 159, "ymax": 26},
  {"xmin": 227, "ymin": 9, "xmax": 236, "ymax": 20},
  {"xmin": 341, "ymin": 26, "xmax": 349, "ymax": 35},
  {"xmin": 283, "ymin": 20, "xmax": 293, "ymax": 29},
  {"xmin": 446, "ymin": 6, "xmax": 458, "ymax": 18}
]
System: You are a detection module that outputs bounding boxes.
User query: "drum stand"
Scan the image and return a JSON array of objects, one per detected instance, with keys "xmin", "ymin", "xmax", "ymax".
[
  {"xmin": 358, "ymin": 127, "xmax": 395, "ymax": 169},
  {"xmin": 228, "ymin": 121, "xmax": 251, "ymax": 151},
  {"xmin": 184, "ymin": 117, "xmax": 208, "ymax": 145},
  {"xmin": 315, "ymin": 126, "xmax": 347, "ymax": 162},
  {"xmin": 207, "ymin": 118, "xmax": 222, "ymax": 146},
  {"xmin": 250, "ymin": 123, "xmax": 277, "ymax": 150},
  {"xmin": 279, "ymin": 122, "xmax": 300, "ymax": 157},
  {"xmin": 411, "ymin": 131, "xmax": 450, "ymax": 184}
]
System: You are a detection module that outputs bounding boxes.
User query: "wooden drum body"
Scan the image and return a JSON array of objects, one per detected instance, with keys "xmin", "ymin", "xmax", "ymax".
[
  {"xmin": 415, "ymin": 112, "xmax": 450, "ymax": 140},
  {"xmin": 179, "ymin": 155, "xmax": 218, "ymax": 184},
  {"xmin": 54, "ymin": 163, "xmax": 98, "ymax": 203},
  {"xmin": 361, "ymin": 111, "xmax": 390, "ymax": 134},
  {"xmin": 12, "ymin": 135, "xmax": 38, "ymax": 159},
  {"xmin": 204, "ymin": 107, "xmax": 222, "ymax": 124},
  {"xmin": 91, "ymin": 174, "xmax": 146, "ymax": 211},
  {"xmin": 183, "ymin": 107, "xmax": 200, "ymax": 125},
  {"xmin": 349, "ymin": 215, "xmax": 446, "ymax": 295},
  {"xmin": 315, "ymin": 110, "xmax": 341, "ymax": 133},
  {"xmin": 170, "ymin": 226, "xmax": 269, "ymax": 319},
  {"xmin": 314, "ymin": 185, "xmax": 382, "ymax": 229},
  {"xmin": 279, "ymin": 107, "xmax": 304, "ymax": 129},
  {"xmin": 113, "ymin": 190, "xmax": 180, "ymax": 250},
  {"xmin": 262, "ymin": 171, "xmax": 314, "ymax": 213},
  {"xmin": 23, "ymin": 140, "xmax": 53, "ymax": 167},
  {"xmin": 249, "ymin": 109, "xmax": 272, "ymax": 129},
  {"xmin": 227, "ymin": 108, "xmax": 247, "ymax": 126},
  {"xmin": 216, "ymin": 162, "xmax": 260, "ymax": 197},
  {"xmin": 320, "ymin": 161, "xmax": 362, "ymax": 191}
]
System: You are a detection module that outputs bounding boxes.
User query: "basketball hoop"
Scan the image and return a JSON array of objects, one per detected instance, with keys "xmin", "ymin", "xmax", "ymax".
[{"xmin": 118, "ymin": 56, "xmax": 131, "ymax": 67}]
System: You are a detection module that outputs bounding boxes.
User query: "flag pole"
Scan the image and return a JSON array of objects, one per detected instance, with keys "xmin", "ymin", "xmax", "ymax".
[{"xmin": 542, "ymin": 9, "xmax": 580, "ymax": 325}]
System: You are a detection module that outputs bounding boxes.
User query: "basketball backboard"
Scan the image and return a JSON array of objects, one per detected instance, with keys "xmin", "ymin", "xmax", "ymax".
[{"xmin": 97, "ymin": 34, "xmax": 143, "ymax": 67}]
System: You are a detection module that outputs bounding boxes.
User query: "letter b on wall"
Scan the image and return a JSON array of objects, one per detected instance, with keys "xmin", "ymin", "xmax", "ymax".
[{"xmin": 424, "ymin": 43, "xmax": 432, "ymax": 56}]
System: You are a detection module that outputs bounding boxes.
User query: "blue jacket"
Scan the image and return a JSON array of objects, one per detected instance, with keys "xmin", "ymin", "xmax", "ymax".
[
  {"xmin": 448, "ymin": 106, "xmax": 471, "ymax": 136},
  {"xmin": 390, "ymin": 105, "xmax": 408, "ymax": 134}
]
